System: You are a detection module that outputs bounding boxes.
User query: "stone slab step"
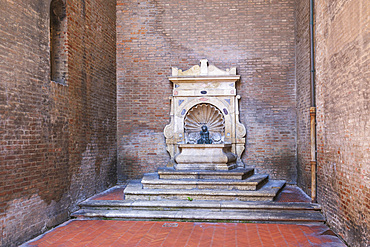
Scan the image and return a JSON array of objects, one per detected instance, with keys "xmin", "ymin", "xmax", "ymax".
[
  {"xmin": 72, "ymin": 208, "xmax": 325, "ymax": 223},
  {"xmin": 158, "ymin": 167, "xmax": 254, "ymax": 180},
  {"xmin": 142, "ymin": 173, "xmax": 268, "ymax": 191},
  {"xmin": 124, "ymin": 180, "xmax": 285, "ymax": 202},
  {"xmin": 79, "ymin": 199, "xmax": 322, "ymax": 212}
]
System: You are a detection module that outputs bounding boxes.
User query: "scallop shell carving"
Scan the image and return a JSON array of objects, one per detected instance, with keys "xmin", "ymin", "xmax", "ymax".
[{"xmin": 184, "ymin": 104, "xmax": 225, "ymax": 133}]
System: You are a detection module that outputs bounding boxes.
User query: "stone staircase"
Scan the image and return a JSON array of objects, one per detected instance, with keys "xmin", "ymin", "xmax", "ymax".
[
  {"xmin": 72, "ymin": 167, "xmax": 325, "ymax": 223},
  {"xmin": 124, "ymin": 168, "xmax": 283, "ymax": 202}
]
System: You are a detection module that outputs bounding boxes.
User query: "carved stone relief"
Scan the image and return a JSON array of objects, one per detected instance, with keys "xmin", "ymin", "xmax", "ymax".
[{"xmin": 184, "ymin": 103, "xmax": 225, "ymax": 144}]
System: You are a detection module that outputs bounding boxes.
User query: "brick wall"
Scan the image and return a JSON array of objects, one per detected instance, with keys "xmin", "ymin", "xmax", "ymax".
[
  {"xmin": 117, "ymin": 0, "xmax": 297, "ymax": 182},
  {"xmin": 295, "ymin": 0, "xmax": 312, "ymax": 195},
  {"xmin": 0, "ymin": 0, "xmax": 116, "ymax": 246},
  {"xmin": 314, "ymin": 0, "xmax": 370, "ymax": 246},
  {"xmin": 295, "ymin": 0, "xmax": 369, "ymax": 246}
]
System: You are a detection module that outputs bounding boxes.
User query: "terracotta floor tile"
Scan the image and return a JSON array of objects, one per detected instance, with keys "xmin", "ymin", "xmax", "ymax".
[
  {"xmin": 157, "ymin": 223, "xmax": 182, "ymax": 246},
  {"xmin": 162, "ymin": 221, "xmax": 189, "ymax": 246},
  {"xmin": 23, "ymin": 220, "xmax": 346, "ymax": 247},
  {"xmin": 133, "ymin": 222, "xmax": 160, "ymax": 246}
]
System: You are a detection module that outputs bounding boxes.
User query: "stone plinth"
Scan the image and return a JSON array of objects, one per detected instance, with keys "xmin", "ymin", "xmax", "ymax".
[{"xmin": 174, "ymin": 144, "xmax": 237, "ymax": 170}]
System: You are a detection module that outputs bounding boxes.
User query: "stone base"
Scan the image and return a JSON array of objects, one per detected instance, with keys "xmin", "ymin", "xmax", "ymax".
[
  {"xmin": 73, "ymin": 184, "xmax": 325, "ymax": 224},
  {"xmin": 124, "ymin": 179, "xmax": 285, "ymax": 202},
  {"xmin": 175, "ymin": 163, "xmax": 237, "ymax": 170},
  {"xmin": 174, "ymin": 144, "xmax": 237, "ymax": 170},
  {"xmin": 142, "ymin": 173, "xmax": 269, "ymax": 191},
  {"xmin": 158, "ymin": 167, "xmax": 254, "ymax": 180}
]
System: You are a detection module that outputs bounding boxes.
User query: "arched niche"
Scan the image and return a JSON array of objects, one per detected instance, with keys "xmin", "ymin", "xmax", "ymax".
[
  {"xmin": 184, "ymin": 103, "xmax": 225, "ymax": 144},
  {"xmin": 50, "ymin": 0, "xmax": 67, "ymax": 84}
]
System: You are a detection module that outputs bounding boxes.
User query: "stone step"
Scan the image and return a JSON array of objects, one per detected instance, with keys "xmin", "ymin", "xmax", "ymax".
[
  {"xmin": 124, "ymin": 180, "xmax": 285, "ymax": 202},
  {"xmin": 158, "ymin": 167, "xmax": 254, "ymax": 180},
  {"xmin": 141, "ymin": 173, "xmax": 268, "ymax": 191},
  {"xmin": 79, "ymin": 199, "xmax": 322, "ymax": 212},
  {"xmin": 72, "ymin": 208, "xmax": 325, "ymax": 223}
]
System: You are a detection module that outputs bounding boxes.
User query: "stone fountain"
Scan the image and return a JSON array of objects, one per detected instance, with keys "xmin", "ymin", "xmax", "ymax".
[
  {"xmin": 164, "ymin": 59, "xmax": 246, "ymax": 170},
  {"xmin": 73, "ymin": 60, "xmax": 323, "ymax": 224},
  {"xmin": 120, "ymin": 59, "xmax": 285, "ymax": 202}
]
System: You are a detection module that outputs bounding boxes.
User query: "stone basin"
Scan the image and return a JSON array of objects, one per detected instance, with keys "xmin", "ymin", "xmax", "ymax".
[{"xmin": 174, "ymin": 144, "xmax": 237, "ymax": 170}]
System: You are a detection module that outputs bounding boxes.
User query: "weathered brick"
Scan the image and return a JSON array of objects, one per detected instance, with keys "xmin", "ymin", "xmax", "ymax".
[
  {"xmin": 0, "ymin": 0, "xmax": 116, "ymax": 246},
  {"xmin": 0, "ymin": 1, "xmax": 368, "ymax": 247},
  {"xmin": 116, "ymin": 0, "xmax": 298, "ymax": 183},
  {"xmin": 295, "ymin": 0, "xmax": 312, "ymax": 196},
  {"xmin": 296, "ymin": 0, "xmax": 370, "ymax": 246}
]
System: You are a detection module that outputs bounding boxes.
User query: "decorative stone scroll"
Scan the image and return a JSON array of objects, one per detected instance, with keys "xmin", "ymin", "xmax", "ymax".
[{"xmin": 164, "ymin": 59, "xmax": 246, "ymax": 168}]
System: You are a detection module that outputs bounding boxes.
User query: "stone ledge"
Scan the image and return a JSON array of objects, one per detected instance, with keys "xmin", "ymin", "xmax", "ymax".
[
  {"xmin": 72, "ymin": 208, "xmax": 325, "ymax": 223},
  {"xmin": 79, "ymin": 199, "xmax": 322, "ymax": 211},
  {"xmin": 158, "ymin": 167, "xmax": 254, "ymax": 180},
  {"xmin": 141, "ymin": 173, "xmax": 268, "ymax": 191}
]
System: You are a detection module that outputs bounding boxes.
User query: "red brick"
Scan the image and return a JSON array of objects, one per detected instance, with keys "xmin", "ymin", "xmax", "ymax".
[
  {"xmin": 0, "ymin": 0, "xmax": 116, "ymax": 246},
  {"xmin": 296, "ymin": 1, "xmax": 369, "ymax": 246},
  {"xmin": 117, "ymin": 0, "xmax": 298, "ymax": 182}
]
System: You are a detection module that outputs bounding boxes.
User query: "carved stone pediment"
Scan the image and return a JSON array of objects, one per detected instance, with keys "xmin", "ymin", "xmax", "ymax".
[{"xmin": 172, "ymin": 59, "xmax": 237, "ymax": 77}]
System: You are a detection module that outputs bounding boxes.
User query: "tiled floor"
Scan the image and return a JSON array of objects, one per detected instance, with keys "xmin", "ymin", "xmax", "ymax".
[
  {"xmin": 23, "ymin": 186, "xmax": 344, "ymax": 246},
  {"xmin": 90, "ymin": 185, "xmax": 312, "ymax": 203},
  {"xmin": 23, "ymin": 220, "xmax": 346, "ymax": 247}
]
